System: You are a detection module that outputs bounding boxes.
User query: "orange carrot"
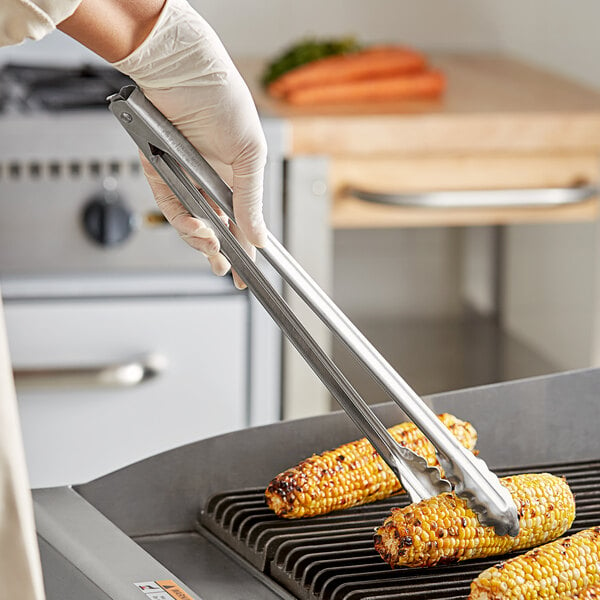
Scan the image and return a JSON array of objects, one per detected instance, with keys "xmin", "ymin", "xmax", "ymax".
[
  {"xmin": 268, "ymin": 46, "xmax": 427, "ymax": 99},
  {"xmin": 284, "ymin": 69, "xmax": 445, "ymax": 106}
]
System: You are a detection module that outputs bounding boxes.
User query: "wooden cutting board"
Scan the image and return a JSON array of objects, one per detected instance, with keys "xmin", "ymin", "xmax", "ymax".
[{"xmin": 236, "ymin": 54, "xmax": 600, "ymax": 157}]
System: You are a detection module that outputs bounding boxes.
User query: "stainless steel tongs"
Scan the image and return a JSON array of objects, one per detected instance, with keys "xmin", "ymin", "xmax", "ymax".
[{"xmin": 108, "ymin": 85, "xmax": 520, "ymax": 537}]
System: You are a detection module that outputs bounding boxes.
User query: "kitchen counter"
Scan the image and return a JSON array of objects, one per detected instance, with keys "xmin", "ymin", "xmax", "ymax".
[{"xmin": 239, "ymin": 54, "xmax": 600, "ymax": 228}]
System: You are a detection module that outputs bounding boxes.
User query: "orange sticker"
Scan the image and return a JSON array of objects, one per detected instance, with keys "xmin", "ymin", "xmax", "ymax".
[{"xmin": 156, "ymin": 580, "xmax": 195, "ymax": 600}]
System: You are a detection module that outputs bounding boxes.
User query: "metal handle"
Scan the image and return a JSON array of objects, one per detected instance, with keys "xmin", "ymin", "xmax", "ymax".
[
  {"xmin": 13, "ymin": 353, "xmax": 166, "ymax": 390},
  {"xmin": 108, "ymin": 86, "xmax": 520, "ymax": 536},
  {"xmin": 346, "ymin": 184, "xmax": 598, "ymax": 208}
]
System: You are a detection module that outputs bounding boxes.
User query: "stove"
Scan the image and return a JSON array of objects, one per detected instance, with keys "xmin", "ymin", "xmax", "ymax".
[
  {"xmin": 0, "ymin": 62, "xmax": 197, "ymax": 273},
  {"xmin": 0, "ymin": 63, "xmax": 133, "ymax": 112},
  {"xmin": 33, "ymin": 368, "xmax": 600, "ymax": 599}
]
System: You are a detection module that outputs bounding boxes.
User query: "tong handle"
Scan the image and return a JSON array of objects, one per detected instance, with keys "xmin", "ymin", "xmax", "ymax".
[
  {"xmin": 108, "ymin": 86, "xmax": 520, "ymax": 536},
  {"xmin": 109, "ymin": 86, "xmax": 448, "ymax": 502}
]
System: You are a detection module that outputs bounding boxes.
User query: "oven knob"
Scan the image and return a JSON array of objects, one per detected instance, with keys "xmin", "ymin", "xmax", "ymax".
[{"xmin": 82, "ymin": 192, "xmax": 133, "ymax": 247}]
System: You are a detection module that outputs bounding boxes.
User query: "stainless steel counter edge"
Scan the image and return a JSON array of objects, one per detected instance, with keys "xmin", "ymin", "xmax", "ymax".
[{"xmin": 34, "ymin": 487, "xmax": 199, "ymax": 600}]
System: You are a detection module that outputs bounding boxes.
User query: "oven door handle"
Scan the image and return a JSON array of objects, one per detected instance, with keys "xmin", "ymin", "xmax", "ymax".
[
  {"xmin": 12, "ymin": 353, "xmax": 167, "ymax": 390},
  {"xmin": 344, "ymin": 184, "xmax": 598, "ymax": 208}
]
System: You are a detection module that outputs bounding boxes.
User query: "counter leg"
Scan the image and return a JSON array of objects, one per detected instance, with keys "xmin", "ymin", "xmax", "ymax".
[{"xmin": 283, "ymin": 156, "xmax": 332, "ymax": 419}]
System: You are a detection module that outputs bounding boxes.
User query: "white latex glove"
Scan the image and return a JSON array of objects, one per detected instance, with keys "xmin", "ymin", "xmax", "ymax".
[{"xmin": 111, "ymin": 0, "xmax": 267, "ymax": 288}]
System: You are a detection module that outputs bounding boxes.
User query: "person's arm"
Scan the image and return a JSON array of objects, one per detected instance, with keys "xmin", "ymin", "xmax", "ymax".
[
  {"xmin": 59, "ymin": 0, "xmax": 268, "ymax": 288},
  {"xmin": 57, "ymin": 0, "xmax": 164, "ymax": 63}
]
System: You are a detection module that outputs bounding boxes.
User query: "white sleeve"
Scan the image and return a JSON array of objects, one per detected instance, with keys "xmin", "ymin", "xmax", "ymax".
[
  {"xmin": 0, "ymin": 0, "xmax": 82, "ymax": 47},
  {"xmin": 0, "ymin": 293, "xmax": 45, "ymax": 600}
]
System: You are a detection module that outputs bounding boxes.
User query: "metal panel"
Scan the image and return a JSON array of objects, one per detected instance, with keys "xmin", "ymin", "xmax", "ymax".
[
  {"xmin": 248, "ymin": 117, "xmax": 287, "ymax": 427},
  {"xmin": 460, "ymin": 226, "xmax": 500, "ymax": 317},
  {"xmin": 426, "ymin": 367, "xmax": 600, "ymax": 468},
  {"xmin": 502, "ymin": 221, "xmax": 597, "ymax": 370},
  {"xmin": 283, "ymin": 155, "xmax": 332, "ymax": 419},
  {"xmin": 35, "ymin": 488, "xmax": 200, "ymax": 600},
  {"xmin": 0, "ymin": 114, "xmax": 217, "ymax": 276},
  {"xmin": 136, "ymin": 533, "xmax": 293, "ymax": 600},
  {"xmin": 7, "ymin": 295, "xmax": 248, "ymax": 487},
  {"xmin": 38, "ymin": 538, "xmax": 112, "ymax": 600}
]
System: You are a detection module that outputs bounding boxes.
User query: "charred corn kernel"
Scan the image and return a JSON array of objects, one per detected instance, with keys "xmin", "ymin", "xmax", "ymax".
[
  {"xmin": 374, "ymin": 473, "xmax": 575, "ymax": 568},
  {"xmin": 572, "ymin": 585, "xmax": 600, "ymax": 600},
  {"xmin": 265, "ymin": 413, "xmax": 476, "ymax": 519},
  {"xmin": 469, "ymin": 527, "xmax": 600, "ymax": 600}
]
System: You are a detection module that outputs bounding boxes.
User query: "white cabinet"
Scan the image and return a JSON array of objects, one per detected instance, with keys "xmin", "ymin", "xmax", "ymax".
[{"xmin": 5, "ymin": 296, "xmax": 248, "ymax": 487}]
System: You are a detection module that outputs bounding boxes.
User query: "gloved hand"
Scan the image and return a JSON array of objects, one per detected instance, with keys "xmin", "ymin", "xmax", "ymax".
[{"xmin": 111, "ymin": 0, "xmax": 268, "ymax": 288}]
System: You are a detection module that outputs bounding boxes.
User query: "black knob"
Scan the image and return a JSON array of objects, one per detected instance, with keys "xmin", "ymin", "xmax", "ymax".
[{"xmin": 82, "ymin": 195, "xmax": 133, "ymax": 246}]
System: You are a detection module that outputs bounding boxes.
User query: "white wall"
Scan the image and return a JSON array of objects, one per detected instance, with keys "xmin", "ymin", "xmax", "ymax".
[
  {"xmin": 4, "ymin": 1, "xmax": 600, "ymax": 90},
  {"xmin": 0, "ymin": 1, "xmax": 500, "ymax": 64},
  {"xmin": 482, "ymin": 0, "xmax": 600, "ymax": 91},
  {"xmin": 5, "ymin": 1, "xmax": 600, "ymax": 91},
  {"xmin": 192, "ymin": 0, "xmax": 600, "ymax": 94},
  {"xmin": 191, "ymin": 0, "xmax": 500, "ymax": 56},
  {"xmin": 199, "ymin": 1, "xmax": 600, "ymax": 92}
]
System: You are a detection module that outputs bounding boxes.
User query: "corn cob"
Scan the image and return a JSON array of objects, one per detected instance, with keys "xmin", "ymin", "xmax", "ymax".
[
  {"xmin": 572, "ymin": 585, "xmax": 600, "ymax": 600},
  {"xmin": 374, "ymin": 473, "xmax": 575, "ymax": 568},
  {"xmin": 468, "ymin": 527, "xmax": 600, "ymax": 600},
  {"xmin": 265, "ymin": 413, "xmax": 476, "ymax": 518}
]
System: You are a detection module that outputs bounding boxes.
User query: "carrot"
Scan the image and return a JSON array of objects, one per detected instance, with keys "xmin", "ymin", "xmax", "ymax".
[
  {"xmin": 268, "ymin": 46, "xmax": 427, "ymax": 99},
  {"xmin": 284, "ymin": 69, "xmax": 445, "ymax": 106}
]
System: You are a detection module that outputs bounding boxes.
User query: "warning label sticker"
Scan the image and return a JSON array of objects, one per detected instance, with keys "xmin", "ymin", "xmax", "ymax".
[{"xmin": 134, "ymin": 580, "xmax": 197, "ymax": 600}]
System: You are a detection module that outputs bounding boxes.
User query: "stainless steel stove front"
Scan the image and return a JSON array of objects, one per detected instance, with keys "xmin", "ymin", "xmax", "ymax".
[{"xmin": 0, "ymin": 73, "xmax": 285, "ymax": 487}]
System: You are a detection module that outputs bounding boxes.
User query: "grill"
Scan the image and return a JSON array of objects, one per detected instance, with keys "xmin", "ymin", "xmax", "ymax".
[
  {"xmin": 199, "ymin": 460, "xmax": 600, "ymax": 600},
  {"xmin": 33, "ymin": 368, "xmax": 600, "ymax": 600}
]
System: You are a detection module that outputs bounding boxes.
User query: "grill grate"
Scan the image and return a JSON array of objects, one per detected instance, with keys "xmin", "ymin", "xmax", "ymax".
[{"xmin": 199, "ymin": 460, "xmax": 600, "ymax": 600}]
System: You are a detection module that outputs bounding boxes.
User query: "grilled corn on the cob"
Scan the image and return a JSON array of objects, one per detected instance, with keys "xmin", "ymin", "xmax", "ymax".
[
  {"xmin": 572, "ymin": 585, "xmax": 600, "ymax": 600},
  {"xmin": 374, "ymin": 473, "xmax": 575, "ymax": 568},
  {"xmin": 469, "ymin": 527, "xmax": 600, "ymax": 600},
  {"xmin": 265, "ymin": 413, "xmax": 477, "ymax": 518}
]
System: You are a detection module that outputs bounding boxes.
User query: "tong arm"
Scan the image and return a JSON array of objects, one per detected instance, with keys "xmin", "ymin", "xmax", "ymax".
[{"xmin": 108, "ymin": 86, "xmax": 519, "ymax": 536}]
